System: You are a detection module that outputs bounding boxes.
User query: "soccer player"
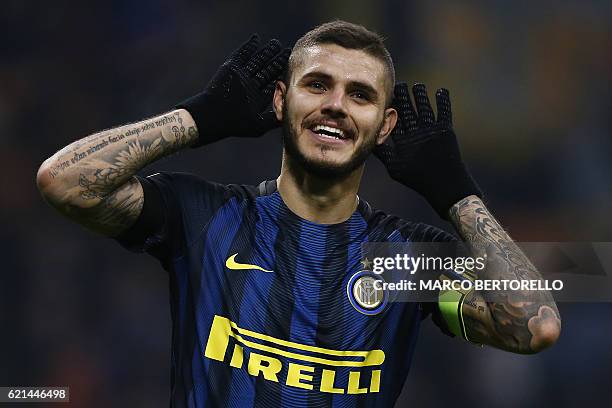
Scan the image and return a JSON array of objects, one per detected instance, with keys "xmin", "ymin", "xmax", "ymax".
[{"xmin": 37, "ymin": 21, "xmax": 561, "ymax": 407}]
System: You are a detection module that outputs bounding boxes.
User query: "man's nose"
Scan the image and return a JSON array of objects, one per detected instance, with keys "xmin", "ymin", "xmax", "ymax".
[{"xmin": 320, "ymin": 89, "xmax": 347, "ymax": 118}]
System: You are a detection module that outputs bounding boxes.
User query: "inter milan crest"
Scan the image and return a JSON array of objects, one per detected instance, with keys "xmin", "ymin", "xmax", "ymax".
[{"xmin": 347, "ymin": 270, "xmax": 388, "ymax": 315}]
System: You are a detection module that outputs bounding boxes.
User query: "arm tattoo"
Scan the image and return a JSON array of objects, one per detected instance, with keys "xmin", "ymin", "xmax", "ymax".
[
  {"xmin": 76, "ymin": 177, "xmax": 144, "ymax": 236},
  {"xmin": 449, "ymin": 196, "xmax": 561, "ymax": 353},
  {"xmin": 43, "ymin": 109, "xmax": 198, "ymax": 236}
]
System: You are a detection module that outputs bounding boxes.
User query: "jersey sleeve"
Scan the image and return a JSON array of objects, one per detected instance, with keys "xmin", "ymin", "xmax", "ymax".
[
  {"xmin": 115, "ymin": 172, "xmax": 231, "ymax": 263},
  {"xmin": 398, "ymin": 222, "xmax": 465, "ymax": 338}
]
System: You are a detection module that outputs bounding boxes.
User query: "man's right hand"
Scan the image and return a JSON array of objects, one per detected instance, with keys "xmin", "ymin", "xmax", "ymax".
[
  {"xmin": 37, "ymin": 35, "xmax": 290, "ymax": 237},
  {"xmin": 177, "ymin": 34, "xmax": 291, "ymax": 146}
]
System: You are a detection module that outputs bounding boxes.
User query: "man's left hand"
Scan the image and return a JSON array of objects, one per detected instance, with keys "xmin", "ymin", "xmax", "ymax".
[{"xmin": 374, "ymin": 82, "xmax": 482, "ymax": 219}]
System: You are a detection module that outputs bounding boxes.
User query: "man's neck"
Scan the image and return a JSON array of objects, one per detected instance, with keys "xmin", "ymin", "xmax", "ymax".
[{"xmin": 276, "ymin": 153, "xmax": 363, "ymax": 224}]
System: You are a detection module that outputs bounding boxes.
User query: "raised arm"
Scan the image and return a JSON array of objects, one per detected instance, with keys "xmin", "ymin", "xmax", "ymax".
[
  {"xmin": 36, "ymin": 35, "xmax": 290, "ymax": 237},
  {"xmin": 449, "ymin": 196, "xmax": 561, "ymax": 353},
  {"xmin": 36, "ymin": 109, "xmax": 197, "ymax": 236},
  {"xmin": 375, "ymin": 83, "xmax": 560, "ymax": 353}
]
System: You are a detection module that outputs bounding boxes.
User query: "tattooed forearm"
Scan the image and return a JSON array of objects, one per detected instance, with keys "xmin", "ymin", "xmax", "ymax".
[
  {"xmin": 75, "ymin": 176, "xmax": 145, "ymax": 237},
  {"xmin": 37, "ymin": 109, "xmax": 198, "ymax": 236},
  {"xmin": 46, "ymin": 111, "xmax": 194, "ymax": 179},
  {"xmin": 448, "ymin": 195, "xmax": 561, "ymax": 353}
]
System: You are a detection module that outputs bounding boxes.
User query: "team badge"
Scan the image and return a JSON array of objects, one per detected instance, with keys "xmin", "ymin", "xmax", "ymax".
[{"xmin": 347, "ymin": 271, "xmax": 388, "ymax": 315}]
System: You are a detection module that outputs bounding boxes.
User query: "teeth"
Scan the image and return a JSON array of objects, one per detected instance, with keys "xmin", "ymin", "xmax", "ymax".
[{"xmin": 313, "ymin": 125, "xmax": 345, "ymax": 138}]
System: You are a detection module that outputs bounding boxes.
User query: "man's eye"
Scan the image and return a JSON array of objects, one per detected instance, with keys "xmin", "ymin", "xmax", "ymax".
[
  {"xmin": 351, "ymin": 91, "xmax": 369, "ymax": 101},
  {"xmin": 309, "ymin": 81, "xmax": 326, "ymax": 91}
]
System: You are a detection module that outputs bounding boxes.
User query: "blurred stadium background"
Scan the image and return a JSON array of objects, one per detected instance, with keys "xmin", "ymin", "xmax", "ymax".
[{"xmin": 1, "ymin": 0, "xmax": 611, "ymax": 406}]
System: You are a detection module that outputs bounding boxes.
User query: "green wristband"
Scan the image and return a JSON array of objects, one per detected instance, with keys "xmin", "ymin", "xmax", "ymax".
[{"xmin": 438, "ymin": 276, "xmax": 472, "ymax": 341}]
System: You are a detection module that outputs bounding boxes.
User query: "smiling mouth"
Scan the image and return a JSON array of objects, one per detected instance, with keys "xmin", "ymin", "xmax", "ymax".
[{"xmin": 310, "ymin": 124, "xmax": 350, "ymax": 140}]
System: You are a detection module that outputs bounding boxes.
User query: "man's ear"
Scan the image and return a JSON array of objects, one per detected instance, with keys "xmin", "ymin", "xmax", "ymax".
[
  {"xmin": 376, "ymin": 107, "xmax": 398, "ymax": 145},
  {"xmin": 273, "ymin": 81, "xmax": 287, "ymax": 121}
]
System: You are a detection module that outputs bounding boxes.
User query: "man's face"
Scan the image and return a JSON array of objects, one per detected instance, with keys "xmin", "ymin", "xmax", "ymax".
[{"xmin": 274, "ymin": 44, "xmax": 397, "ymax": 177}]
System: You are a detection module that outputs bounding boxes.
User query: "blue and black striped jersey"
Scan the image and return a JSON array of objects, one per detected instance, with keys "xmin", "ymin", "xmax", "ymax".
[{"xmin": 117, "ymin": 172, "xmax": 456, "ymax": 408}]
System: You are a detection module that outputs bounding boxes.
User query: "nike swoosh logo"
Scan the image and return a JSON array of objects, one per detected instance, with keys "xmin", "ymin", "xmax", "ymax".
[{"xmin": 225, "ymin": 253, "xmax": 273, "ymax": 273}]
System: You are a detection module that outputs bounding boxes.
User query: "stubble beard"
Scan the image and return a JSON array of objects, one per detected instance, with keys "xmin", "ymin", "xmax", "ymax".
[{"xmin": 281, "ymin": 101, "xmax": 383, "ymax": 179}]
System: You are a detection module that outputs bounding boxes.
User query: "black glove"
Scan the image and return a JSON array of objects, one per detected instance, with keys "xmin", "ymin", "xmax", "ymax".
[
  {"xmin": 176, "ymin": 34, "xmax": 290, "ymax": 147},
  {"xmin": 374, "ymin": 83, "xmax": 482, "ymax": 219}
]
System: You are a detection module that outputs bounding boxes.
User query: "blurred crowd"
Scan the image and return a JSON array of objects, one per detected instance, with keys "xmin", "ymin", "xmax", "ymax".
[{"xmin": 1, "ymin": 0, "xmax": 611, "ymax": 406}]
